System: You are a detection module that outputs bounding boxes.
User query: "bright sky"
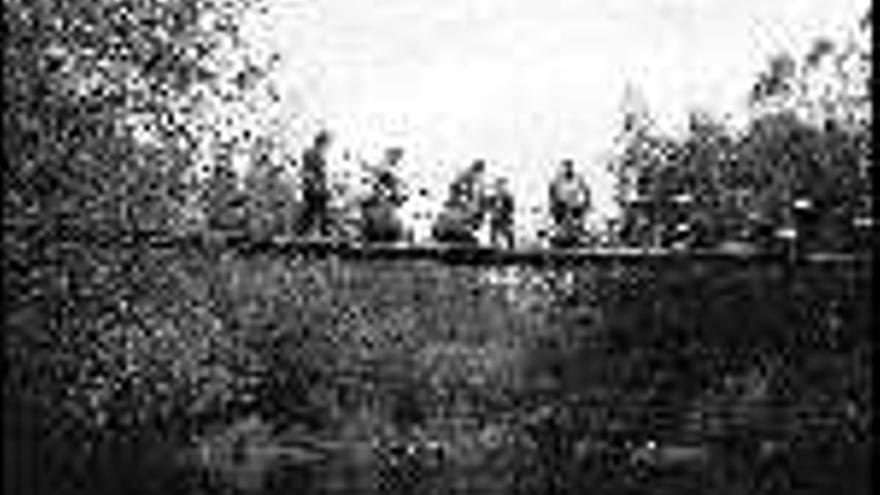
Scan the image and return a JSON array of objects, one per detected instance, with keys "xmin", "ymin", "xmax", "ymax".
[{"xmin": 245, "ymin": 0, "xmax": 868, "ymax": 236}]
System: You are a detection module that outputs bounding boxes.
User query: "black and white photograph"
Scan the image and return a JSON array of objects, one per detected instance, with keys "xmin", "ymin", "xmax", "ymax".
[{"xmin": 4, "ymin": 0, "xmax": 873, "ymax": 494}]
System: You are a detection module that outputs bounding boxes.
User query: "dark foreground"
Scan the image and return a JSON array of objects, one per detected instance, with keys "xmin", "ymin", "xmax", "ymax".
[{"xmin": 4, "ymin": 244, "xmax": 872, "ymax": 495}]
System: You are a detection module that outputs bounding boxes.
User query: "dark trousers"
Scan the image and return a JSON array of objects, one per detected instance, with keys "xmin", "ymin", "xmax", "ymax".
[
  {"xmin": 551, "ymin": 205, "xmax": 585, "ymax": 230},
  {"xmin": 297, "ymin": 189, "xmax": 330, "ymax": 236},
  {"xmin": 361, "ymin": 203, "xmax": 403, "ymax": 243},
  {"xmin": 550, "ymin": 204, "xmax": 585, "ymax": 247}
]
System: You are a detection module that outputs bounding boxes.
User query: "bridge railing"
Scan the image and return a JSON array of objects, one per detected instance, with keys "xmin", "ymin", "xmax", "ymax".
[{"xmin": 30, "ymin": 223, "xmax": 869, "ymax": 268}]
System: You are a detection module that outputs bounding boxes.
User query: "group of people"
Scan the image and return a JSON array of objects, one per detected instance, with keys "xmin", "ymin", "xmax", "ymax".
[
  {"xmin": 430, "ymin": 158, "xmax": 517, "ymax": 248},
  {"xmin": 296, "ymin": 130, "xmax": 593, "ymax": 248},
  {"xmin": 297, "ymin": 131, "xmax": 409, "ymax": 242}
]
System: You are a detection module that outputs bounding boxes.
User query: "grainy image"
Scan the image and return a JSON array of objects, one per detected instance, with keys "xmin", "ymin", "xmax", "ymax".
[{"xmin": 4, "ymin": 1, "xmax": 872, "ymax": 495}]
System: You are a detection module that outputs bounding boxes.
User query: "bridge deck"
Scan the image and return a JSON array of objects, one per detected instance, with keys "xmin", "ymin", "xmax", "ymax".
[{"xmin": 100, "ymin": 231, "xmax": 868, "ymax": 267}]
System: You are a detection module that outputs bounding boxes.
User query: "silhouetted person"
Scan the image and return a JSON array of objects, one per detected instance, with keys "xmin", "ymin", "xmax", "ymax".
[
  {"xmin": 548, "ymin": 159, "xmax": 590, "ymax": 248},
  {"xmin": 297, "ymin": 130, "xmax": 332, "ymax": 237},
  {"xmin": 361, "ymin": 147, "xmax": 408, "ymax": 242},
  {"xmin": 488, "ymin": 177, "xmax": 515, "ymax": 249}
]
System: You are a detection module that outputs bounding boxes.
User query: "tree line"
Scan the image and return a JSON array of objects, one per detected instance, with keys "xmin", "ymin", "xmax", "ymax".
[{"xmin": 613, "ymin": 16, "xmax": 872, "ymax": 253}]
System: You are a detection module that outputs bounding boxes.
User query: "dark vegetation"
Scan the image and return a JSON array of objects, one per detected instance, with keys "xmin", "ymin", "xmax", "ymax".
[
  {"xmin": 4, "ymin": 242, "xmax": 872, "ymax": 494},
  {"xmin": 614, "ymin": 23, "xmax": 872, "ymax": 252}
]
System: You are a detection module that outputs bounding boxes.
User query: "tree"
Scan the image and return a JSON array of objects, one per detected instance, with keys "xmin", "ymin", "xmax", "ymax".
[
  {"xmin": 741, "ymin": 11, "xmax": 872, "ymax": 251},
  {"xmin": 611, "ymin": 96, "xmax": 685, "ymax": 247},
  {"xmin": 749, "ymin": 53, "xmax": 799, "ymax": 116},
  {"xmin": 612, "ymin": 10, "xmax": 871, "ymax": 252},
  {"xmin": 4, "ymin": 2, "xmax": 281, "ymax": 492},
  {"xmin": 4, "ymin": 0, "xmax": 278, "ymax": 235}
]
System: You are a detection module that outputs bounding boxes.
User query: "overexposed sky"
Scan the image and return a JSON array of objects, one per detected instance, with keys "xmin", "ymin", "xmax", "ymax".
[{"xmin": 245, "ymin": 0, "xmax": 868, "ymax": 227}]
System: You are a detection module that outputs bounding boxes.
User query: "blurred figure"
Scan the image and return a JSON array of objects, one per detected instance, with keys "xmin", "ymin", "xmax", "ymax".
[
  {"xmin": 487, "ymin": 177, "xmax": 515, "ymax": 249},
  {"xmin": 432, "ymin": 160, "xmax": 488, "ymax": 244},
  {"xmin": 361, "ymin": 147, "xmax": 408, "ymax": 242},
  {"xmin": 204, "ymin": 158, "xmax": 247, "ymax": 232},
  {"xmin": 296, "ymin": 130, "xmax": 332, "ymax": 237},
  {"xmin": 449, "ymin": 159, "xmax": 488, "ymax": 220},
  {"xmin": 548, "ymin": 159, "xmax": 591, "ymax": 248}
]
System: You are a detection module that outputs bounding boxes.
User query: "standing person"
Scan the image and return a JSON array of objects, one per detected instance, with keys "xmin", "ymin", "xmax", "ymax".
[
  {"xmin": 487, "ymin": 177, "xmax": 515, "ymax": 249},
  {"xmin": 296, "ymin": 130, "xmax": 332, "ymax": 237},
  {"xmin": 548, "ymin": 159, "xmax": 591, "ymax": 248},
  {"xmin": 361, "ymin": 147, "xmax": 408, "ymax": 242}
]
